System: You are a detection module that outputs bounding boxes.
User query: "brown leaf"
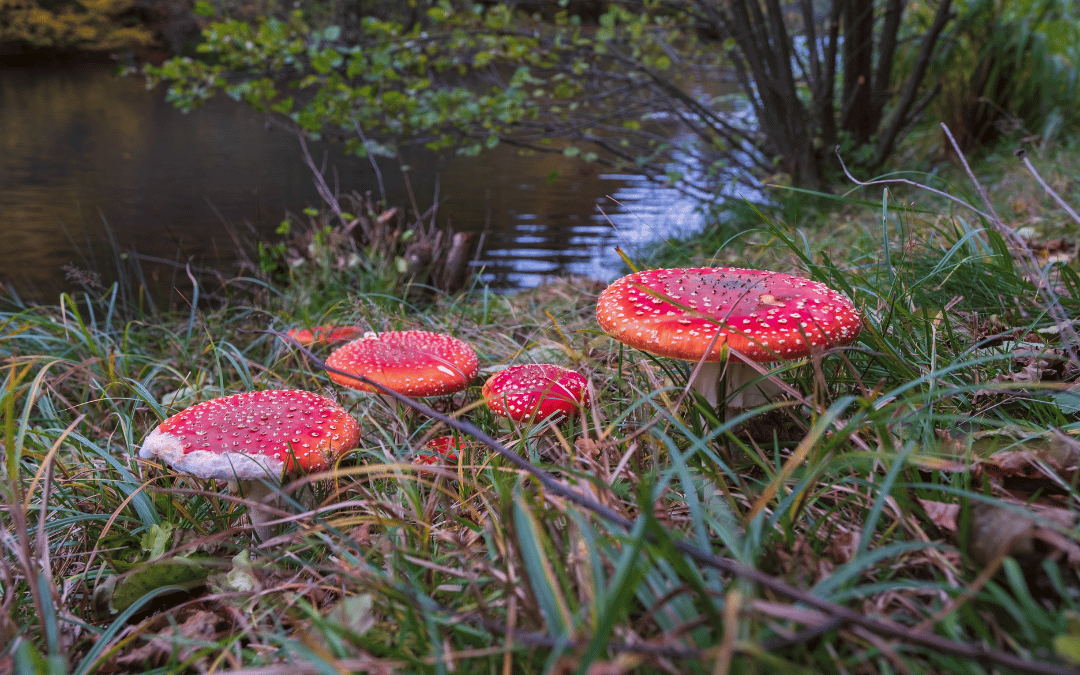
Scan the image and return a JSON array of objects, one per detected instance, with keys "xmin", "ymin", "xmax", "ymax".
[
  {"xmin": 967, "ymin": 501, "xmax": 1078, "ymax": 567},
  {"xmin": 917, "ymin": 499, "xmax": 960, "ymax": 533},
  {"xmin": 975, "ymin": 440, "xmax": 1080, "ymax": 488},
  {"xmin": 824, "ymin": 528, "xmax": 860, "ymax": 565}
]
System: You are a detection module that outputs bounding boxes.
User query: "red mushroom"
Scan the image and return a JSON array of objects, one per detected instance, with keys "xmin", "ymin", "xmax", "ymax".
[
  {"xmin": 412, "ymin": 435, "xmax": 480, "ymax": 465},
  {"xmin": 325, "ymin": 331, "xmax": 479, "ymax": 398},
  {"xmin": 286, "ymin": 325, "xmax": 367, "ymax": 347},
  {"xmin": 482, "ymin": 363, "xmax": 590, "ymax": 423},
  {"xmin": 595, "ymin": 267, "xmax": 861, "ymax": 412},
  {"xmin": 139, "ymin": 389, "xmax": 360, "ymax": 539}
]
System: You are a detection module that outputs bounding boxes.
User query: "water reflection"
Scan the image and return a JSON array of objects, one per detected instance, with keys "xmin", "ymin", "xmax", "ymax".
[{"xmin": 0, "ymin": 63, "xmax": 705, "ymax": 297}]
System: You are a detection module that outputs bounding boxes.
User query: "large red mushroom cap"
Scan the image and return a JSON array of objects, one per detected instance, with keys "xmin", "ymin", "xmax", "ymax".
[
  {"xmin": 596, "ymin": 267, "xmax": 861, "ymax": 410},
  {"xmin": 325, "ymin": 331, "xmax": 479, "ymax": 397},
  {"xmin": 139, "ymin": 389, "xmax": 360, "ymax": 481},
  {"xmin": 286, "ymin": 325, "xmax": 367, "ymax": 347},
  {"xmin": 596, "ymin": 267, "xmax": 861, "ymax": 363},
  {"xmin": 482, "ymin": 363, "xmax": 590, "ymax": 423}
]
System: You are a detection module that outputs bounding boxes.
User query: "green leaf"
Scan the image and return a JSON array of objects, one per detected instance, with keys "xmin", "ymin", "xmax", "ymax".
[
  {"xmin": 225, "ymin": 550, "xmax": 257, "ymax": 592},
  {"xmin": 140, "ymin": 522, "xmax": 173, "ymax": 559},
  {"xmin": 326, "ymin": 594, "xmax": 376, "ymax": 638},
  {"xmin": 1053, "ymin": 635, "xmax": 1080, "ymax": 665},
  {"xmin": 1052, "ymin": 389, "xmax": 1080, "ymax": 415},
  {"xmin": 93, "ymin": 557, "xmax": 210, "ymax": 617},
  {"xmin": 193, "ymin": 0, "xmax": 215, "ymax": 17}
]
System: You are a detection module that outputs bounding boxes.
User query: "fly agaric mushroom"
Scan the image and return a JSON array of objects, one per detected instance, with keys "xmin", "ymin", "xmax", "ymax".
[
  {"xmin": 139, "ymin": 389, "xmax": 360, "ymax": 539},
  {"xmin": 325, "ymin": 331, "xmax": 478, "ymax": 398},
  {"xmin": 482, "ymin": 363, "xmax": 590, "ymax": 423},
  {"xmin": 595, "ymin": 267, "xmax": 861, "ymax": 412},
  {"xmin": 412, "ymin": 435, "xmax": 480, "ymax": 465},
  {"xmin": 286, "ymin": 325, "xmax": 367, "ymax": 346}
]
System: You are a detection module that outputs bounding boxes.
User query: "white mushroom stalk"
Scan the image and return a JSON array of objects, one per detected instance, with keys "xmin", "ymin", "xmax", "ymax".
[{"xmin": 689, "ymin": 359, "xmax": 786, "ymax": 411}]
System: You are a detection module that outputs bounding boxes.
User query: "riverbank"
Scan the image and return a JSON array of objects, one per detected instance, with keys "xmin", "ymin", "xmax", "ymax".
[
  {"xmin": 640, "ymin": 130, "xmax": 1080, "ymax": 277},
  {"xmin": 3, "ymin": 131, "xmax": 1080, "ymax": 671}
]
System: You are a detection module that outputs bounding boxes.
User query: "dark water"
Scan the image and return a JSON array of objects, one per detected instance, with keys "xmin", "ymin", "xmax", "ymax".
[{"xmin": 0, "ymin": 63, "xmax": 707, "ymax": 297}]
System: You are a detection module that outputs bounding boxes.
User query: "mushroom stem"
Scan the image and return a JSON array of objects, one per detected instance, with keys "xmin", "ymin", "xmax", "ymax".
[
  {"xmin": 234, "ymin": 479, "xmax": 283, "ymax": 541},
  {"xmin": 688, "ymin": 360, "xmax": 785, "ymax": 414},
  {"xmin": 688, "ymin": 360, "xmax": 725, "ymax": 407},
  {"xmin": 724, "ymin": 362, "xmax": 785, "ymax": 410}
]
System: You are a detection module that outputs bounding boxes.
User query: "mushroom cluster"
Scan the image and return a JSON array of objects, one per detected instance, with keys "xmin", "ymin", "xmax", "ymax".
[{"xmin": 141, "ymin": 265, "xmax": 858, "ymax": 538}]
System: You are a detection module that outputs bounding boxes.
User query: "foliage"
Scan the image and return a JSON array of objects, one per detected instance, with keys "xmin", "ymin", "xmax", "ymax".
[
  {"xmin": 3, "ymin": 139, "xmax": 1080, "ymax": 672},
  {"xmin": 934, "ymin": 0, "xmax": 1080, "ymax": 153},
  {"xmin": 0, "ymin": 0, "xmax": 153, "ymax": 51},
  {"xmin": 147, "ymin": 0, "xmax": 956, "ymax": 200}
]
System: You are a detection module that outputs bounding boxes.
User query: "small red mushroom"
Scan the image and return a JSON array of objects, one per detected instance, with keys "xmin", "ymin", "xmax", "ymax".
[
  {"xmin": 139, "ymin": 389, "xmax": 360, "ymax": 538},
  {"xmin": 412, "ymin": 435, "xmax": 480, "ymax": 465},
  {"xmin": 482, "ymin": 363, "xmax": 590, "ymax": 423},
  {"xmin": 595, "ymin": 267, "xmax": 861, "ymax": 411},
  {"xmin": 286, "ymin": 325, "xmax": 367, "ymax": 346},
  {"xmin": 325, "ymin": 331, "xmax": 479, "ymax": 397}
]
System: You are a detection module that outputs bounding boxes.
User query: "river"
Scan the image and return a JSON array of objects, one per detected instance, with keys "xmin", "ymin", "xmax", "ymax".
[{"xmin": 0, "ymin": 62, "xmax": 708, "ymax": 300}]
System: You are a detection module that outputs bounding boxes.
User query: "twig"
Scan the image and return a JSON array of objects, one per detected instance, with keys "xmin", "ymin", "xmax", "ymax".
[
  {"xmin": 273, "ymin": 330, "xmax": 1077, "ymax": 675},
  {"xmin": 352, "ymin": 120, "xmax": 387, "ymax": 205},
  {"xmin": 834, "ymin": 146, "xmax": 993, "ymax": 221},
  {"xmin": 937, "ymin": 125, "xmax": 1080, "ymax": 364},
  {"xmin": 1017, "ymin": 148, "xmax": 1080, "ymax": 226}
]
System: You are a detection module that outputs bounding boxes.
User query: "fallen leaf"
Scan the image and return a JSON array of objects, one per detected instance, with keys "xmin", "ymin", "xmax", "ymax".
[
  {"xmin": 917, "ymin": 499, "xmax": 960, "ymax": 534},
  {"xmin": 966, "ymin": 501, "xmax": 1078, "ymax": 567}
]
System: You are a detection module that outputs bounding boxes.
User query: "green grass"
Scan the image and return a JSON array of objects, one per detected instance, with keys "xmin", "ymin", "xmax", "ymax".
[{"xmin": 3, "ymin": 139, "xmax": 1080, "ymax": 674}]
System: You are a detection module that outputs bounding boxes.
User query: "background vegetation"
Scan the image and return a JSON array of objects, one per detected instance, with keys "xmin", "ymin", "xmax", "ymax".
[
  {"xmin": 146, "ymin": 0, "xmax": 1080, "ymax": 199},
  {"xmin": 0, "ymin": 0, "xmax": 153, "ymax": 53}
]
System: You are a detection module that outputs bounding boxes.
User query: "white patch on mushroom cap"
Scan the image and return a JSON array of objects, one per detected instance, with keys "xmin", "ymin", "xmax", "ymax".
[{"xmin": 140, "ymin": 427, "xmax": 286, "ymax": 481}]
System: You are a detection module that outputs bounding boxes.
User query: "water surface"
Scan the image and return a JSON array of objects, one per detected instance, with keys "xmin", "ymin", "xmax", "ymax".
[{"xmin": 0, "ymin": 63, "xmax": 706, "ymax": 297}]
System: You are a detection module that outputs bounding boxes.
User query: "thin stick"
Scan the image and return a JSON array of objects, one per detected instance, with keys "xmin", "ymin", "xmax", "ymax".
[
  {"xmin": 1017, "ymin": 148, "xmax": 1080, "ymax": 226},
  {"xmin": 834, "ymin": 147, "xmax": 994, "ymax": 221}
]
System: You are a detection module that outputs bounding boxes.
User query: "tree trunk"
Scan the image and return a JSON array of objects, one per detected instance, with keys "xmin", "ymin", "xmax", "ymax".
[{"xmin": 841, "ymin": 0, "xmax": 876, "ymax": 144}]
